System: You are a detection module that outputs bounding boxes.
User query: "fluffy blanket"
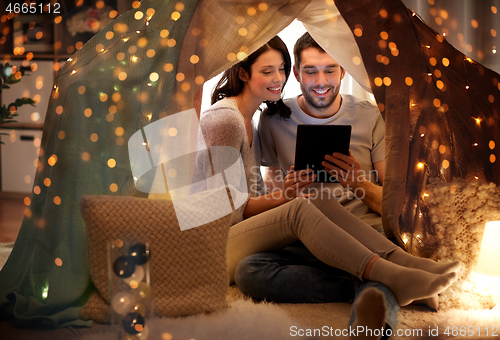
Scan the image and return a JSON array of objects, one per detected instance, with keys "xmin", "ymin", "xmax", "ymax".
[{"xmin": 80, "ymin": 300, "xmax": 314, "ymax": 340}]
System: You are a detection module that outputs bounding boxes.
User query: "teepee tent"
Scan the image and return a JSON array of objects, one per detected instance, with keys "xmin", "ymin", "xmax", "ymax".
[{"xmin": 1, "ymin": 0, "xmax": 499, "ymax": 326}]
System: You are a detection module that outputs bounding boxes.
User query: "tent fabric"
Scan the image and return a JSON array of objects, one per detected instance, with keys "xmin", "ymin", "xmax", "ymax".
[
  {"xmin": 297, "ymin": 0, "xmax": 372, "ymax": 93},
  {"xmin": 0, "ymin": 0, "xmax": 309, "ymax": 327},
  {"xmin": 334, "ymin": 0, "xmax": 500, "ymax": 254}
]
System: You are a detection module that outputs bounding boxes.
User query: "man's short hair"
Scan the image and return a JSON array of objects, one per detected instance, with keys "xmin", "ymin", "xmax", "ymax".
[{"xmin": 293, "ymin": 32, "xmax": 326, "ymax": 69}]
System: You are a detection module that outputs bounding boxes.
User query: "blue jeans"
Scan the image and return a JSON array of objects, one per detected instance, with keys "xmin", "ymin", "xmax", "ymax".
[{"xmin": 234, "ymin": 242, "xmax": 399, "ymax": 337}]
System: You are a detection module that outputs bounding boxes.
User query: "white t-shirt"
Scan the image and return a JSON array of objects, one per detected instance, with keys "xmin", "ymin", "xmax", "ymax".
[{"xmin": 258, "ymin": 94, "xmax": 385, "ymax": 227}]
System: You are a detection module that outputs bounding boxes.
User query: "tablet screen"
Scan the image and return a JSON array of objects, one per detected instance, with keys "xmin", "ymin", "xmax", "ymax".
[{"xmin": 294, "ymin": 125, "xmax": 352, "ymax": 183}]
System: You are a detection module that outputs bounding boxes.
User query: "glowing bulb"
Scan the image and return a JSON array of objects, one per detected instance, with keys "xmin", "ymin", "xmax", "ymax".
[
  {"xmin": 131, "ymin": 56, "xmax": 138, "ymax": 62},
  {"xmin": 42, "ymin": 284, "xmax": 49, "ymax": 299},
  {"xmin": 122, "ymin": 37, "xmax": 130, "ymax": 42},
  {"xmin": 67, "ymin": 58, "xmax": 73, "ymax": 62},
  {"xmin": 427, "ymin": 73, "xmax": 432, "ymax": 76},
  {"xmin": 149, "ymin": 72, "xmax": 159, "ymax": 82},
  {"xmin": 417, "ymin": 162, "xmax": 425, "ymax": 170},
  {"xmin": 466, "ymin": 85, "xmax": 470, "ymax": 89},
  {"xmin": 476, "ymin": 221, "xmax": 500, "ymax": 277},
  {"xmin": 136, "ymin": 30, "xmax": 141, "ymax": 33},
  {"xmin": 473, "ymin": 143, "xmax": 478, "ymax": 146},
  {"xmin": 421, "ymin": 133, "xmax": 425, "ymax": 137},
  {"xmin": 465, "ymin": 57, "xmax": 474, "ymax": 63},
  {"xmin": 425, "ymin": 45, "xmax": 431, "ymax": 48},
  {"xmin": 474, "ymin": 117, "xmax": 481, "ymax": 124},
  {"xmin": 71, "ymin": 70, "xmax": 77, "ymax": 74}
]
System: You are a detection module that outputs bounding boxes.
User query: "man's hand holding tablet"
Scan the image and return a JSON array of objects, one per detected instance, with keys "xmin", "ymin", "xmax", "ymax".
[
  {"xmin": 294, "ymin": 125, "xmax": 352, "ymax": 183},
  {"xmin": 323, "ymin": 150, "xmax": 363, "ymax": 188}
]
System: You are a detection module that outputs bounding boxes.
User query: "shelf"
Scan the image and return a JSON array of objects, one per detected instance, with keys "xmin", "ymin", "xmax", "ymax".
[
  {"xmin": 0, "ymin": 122, "xmax": 44, "ymax": 130},
  {"xmin": 0, "ymin": 191, "xmax": 29, "ymax": 199},
  {"xmin": 1, "ymin": 0, "xmax": 136, "ymax": 193},
  {"xmin": 0, "ymin": 53, "xmax": 73, "ymax": 61}
]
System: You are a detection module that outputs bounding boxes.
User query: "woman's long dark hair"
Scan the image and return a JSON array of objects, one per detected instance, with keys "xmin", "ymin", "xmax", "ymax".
[{"xmin": 211, "ymin": 36, "xmax": 292, "ymax": 119}]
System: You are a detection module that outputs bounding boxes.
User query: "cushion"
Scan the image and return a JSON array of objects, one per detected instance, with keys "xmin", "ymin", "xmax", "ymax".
[{"xmin": 79, "ymin": 195, "xmax": 231, "ymax": 323}]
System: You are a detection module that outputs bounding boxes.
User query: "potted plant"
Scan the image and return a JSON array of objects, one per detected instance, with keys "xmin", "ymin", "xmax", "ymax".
[{"xmin": 0, "ymin": 63, "xmax": 35, "ymax": 144}]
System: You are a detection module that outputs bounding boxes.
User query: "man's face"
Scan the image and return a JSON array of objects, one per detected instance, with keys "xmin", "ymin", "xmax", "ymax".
[{"xmin": 294, "ymin": 48, "xmax": 345, "ymax": 111}]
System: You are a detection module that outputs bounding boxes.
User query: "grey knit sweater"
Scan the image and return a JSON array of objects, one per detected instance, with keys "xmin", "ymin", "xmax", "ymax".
[{"xmin": 194, "ymin": 98, "xmax": 266, "ymax": 225}]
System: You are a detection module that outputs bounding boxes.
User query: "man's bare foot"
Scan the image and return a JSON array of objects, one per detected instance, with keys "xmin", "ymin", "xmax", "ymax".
[{"xmin": 349, "ymin": 287, "xmax": 387, "ymax": 340}]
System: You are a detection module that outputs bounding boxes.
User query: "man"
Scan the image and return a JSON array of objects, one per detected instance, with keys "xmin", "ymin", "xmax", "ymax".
[
  {"xmin": 234, "ymin": 32, "xmax": 399, "ymax": 338},
  {"xmin": 260, "ymin": 33, "xmax": 385, "ymax": 231}
]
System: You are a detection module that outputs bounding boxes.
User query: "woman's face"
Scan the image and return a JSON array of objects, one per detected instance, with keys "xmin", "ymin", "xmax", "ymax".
[{"xmin": 242, "ymin": 49, "xmax": 286, "ymax": 102}]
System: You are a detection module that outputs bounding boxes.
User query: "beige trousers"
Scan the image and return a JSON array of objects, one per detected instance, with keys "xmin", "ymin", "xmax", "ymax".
[{"xmin": 227, "ymin": 197, "xmax": 399, "ymax": 283}]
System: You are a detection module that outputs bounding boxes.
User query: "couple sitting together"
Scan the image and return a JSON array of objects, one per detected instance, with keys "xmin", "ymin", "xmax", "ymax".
[{"xmin": 196, "ymin": 32, "xmax": 460, "ymax": 340}]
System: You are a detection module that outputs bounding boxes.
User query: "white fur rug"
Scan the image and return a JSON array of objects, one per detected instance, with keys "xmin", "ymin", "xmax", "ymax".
[
  {"xmin": 81, "ymin": 300, "xmax": 314, "ymax": 340},
  {"xmin": 415, "ymin": 308, "xmax": 500, "ymax": 340},
  {"xmin": 2, "ymin": 242, "xmax": 499, "ymax": 340},
  {"xmin": 0, "ymin": 243, "xmax": 313, "ymax": 339}
]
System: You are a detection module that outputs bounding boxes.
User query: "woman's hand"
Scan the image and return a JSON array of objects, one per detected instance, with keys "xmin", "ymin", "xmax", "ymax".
[
  {"xmin": 243, "ymin": 166, "xmax": 316, "ymax": 218},
  {"xmin": 282, "ymin": 166, "xmax": 316, "ymax": 201}
]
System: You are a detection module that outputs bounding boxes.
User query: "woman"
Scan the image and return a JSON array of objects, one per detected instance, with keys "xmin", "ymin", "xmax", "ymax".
[{"xmin": 197, "ymin": 36, "xmax": 459, "ymax": 310}]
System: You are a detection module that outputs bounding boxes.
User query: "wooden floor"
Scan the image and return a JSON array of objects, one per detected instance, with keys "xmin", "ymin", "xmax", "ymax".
[{"xmin": 0, "ymin": 193, "xmax": 27, "ymax": 243}]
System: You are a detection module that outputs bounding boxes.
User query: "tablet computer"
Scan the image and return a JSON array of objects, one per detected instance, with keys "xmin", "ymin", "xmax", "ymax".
[{"xmin": 294, "ymin": 124, "xmax": 352, "ymax": 183}]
